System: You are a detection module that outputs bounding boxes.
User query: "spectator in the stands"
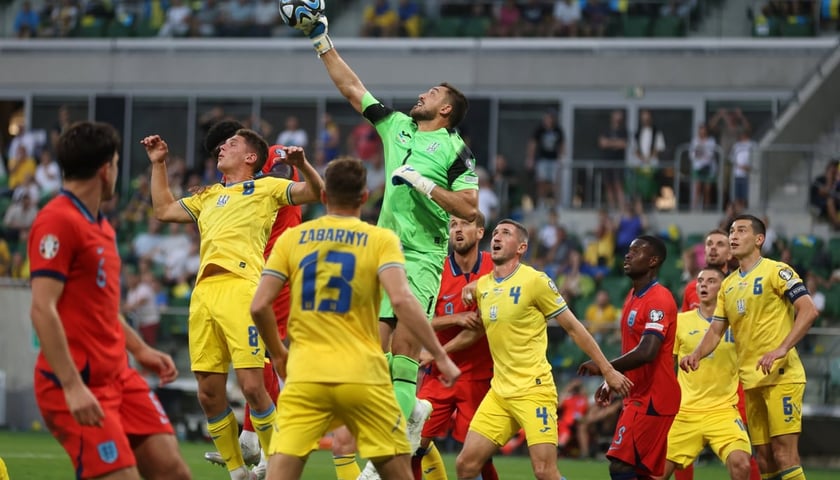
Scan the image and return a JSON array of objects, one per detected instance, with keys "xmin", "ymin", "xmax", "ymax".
[
  {"xmin": 3, "ymin": 193, "xmax": 38, "ymax": 241},
  {"xmin": 551, "ymin": 0, "xmax": 581, "ymax": 36},
  {"xmin": 362, "ymin": 0, "xmax": 398, "ymax": 37},
  {"xmin": 34, "ymin": 150, "xmax": 61, "ymax": 198},
  {"xmin": 491, "ymin": 0, "xmax": 521, "ymax": 37},
  {"xmin": 158, "ymin": 0, "xmax": 192, "ymax": 36},
  {"xmin": 519, "ymin": 0, "xmax": 551, "ymax": 36},
  {"xmin": 582, "ymin": 0, "xmax": 613, "ymax": 36},
  {"xmin": 7, "ymin": 145, "xmax": 37, "ymax": 191},
  {"xmin": 14, "ymin": 1, "xmax": 40, "ymax": 38},
  {"xmin": 276, "ymin": 115, "xmax": 309, "ymax": 148},
  {"xmin": 810, "ymin": 160, "xmax": 838, "ymax": 220},
  {"xmin": 397, "ymin": 0, "xmax": 423, "ymax": 37}
]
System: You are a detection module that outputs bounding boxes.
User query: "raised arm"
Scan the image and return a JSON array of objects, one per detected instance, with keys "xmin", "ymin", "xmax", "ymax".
[
  {"xmin": 120, "ymin": 314, "xmax": 177, "ymax": 386},
  {"xmin": 282, "ymin": 146, "xmax": 324, "ymax": 206},
  {"xmin": 431, "ymin": 188, "xmax": 478, "ymax": 223},
  {"xmin": 379, "ymin": 266, "xmax": 461, "ymax": 387},
  {"xmin": 31, "ymin": 277, "xmax": 104, "ymax": 427},
  {"xmin": 141, "ymin": 135, "xmax": 193, "ymax": 223}
]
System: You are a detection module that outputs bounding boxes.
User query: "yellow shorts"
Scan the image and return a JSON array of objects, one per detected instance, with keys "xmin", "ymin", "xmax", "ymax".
[
  {"xmin": 744, "ymin": 383, "xmax": 804, "ymax": 445},
  {"xmin": 189, "ymin": 273, "xmax": 265, "ymax": 372},
  {"xmin": 666, "ymin": 407, "xmax": 751, "ymax": 468},
  {"xmin": 270, "ymin": 382, "xmax": 410, "ymax": 459},
  {"xmin": 469, "ymin": 387, "xmax": 558, "ymax": 447}
]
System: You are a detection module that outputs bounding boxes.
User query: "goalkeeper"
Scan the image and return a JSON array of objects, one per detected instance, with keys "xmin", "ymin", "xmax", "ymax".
[{"xmin": 293, "ymin": 8, "xmax": 479, "ymax": 477}]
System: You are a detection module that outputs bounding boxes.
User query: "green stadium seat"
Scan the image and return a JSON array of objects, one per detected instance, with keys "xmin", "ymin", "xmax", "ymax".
[
  {"xmin": 651, "ymin": 16, "xmax": 686, "ymax": 37},
  {"xmin": 822, "ymin": 284, "xmax": 840, "ymax": 320},
  {"xmin": 790, "ymin": 235, "xmax": 824, "ymax": 270},
  {"xmin": 684, "ymin": 232, "xmax": 705, "ymax": 249},
  {"xmin": 621, "ymin": 16, "xmax": 652, "ymax": 37},
  {"xmin": 779, "ymin": 20, "xmax": 815, "ymax": 37},
  {"xmin": 828, "ymin": 237, "xmax": 840, "ymax": 269},
  {"xmin": 429, "ymin": 16, "xmax": 463, "ymax": 37},
  {"xmin": 75, "ymin": 17, "xmax": 106, "ymax": 38},
  {"xmin": 107, "ymin": 20, "xmax": 135, "ymax": 38},
  {"xmin": 135, "ymin": 20, "xmax": 160, "ymax": 37},
  {"xmin": 600, "ymin": 275, "xmax": 631, "ymax": 306},
  {"xmin": 462, "ymin": 17, "xmax": 491, "ymax": 38}
]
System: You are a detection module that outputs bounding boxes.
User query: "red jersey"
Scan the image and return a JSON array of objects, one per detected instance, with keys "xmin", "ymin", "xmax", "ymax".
[
  {"xmin": 29, "ymin": 191, "xmax": 127, "ymax": 387},
  {"xmin": 681, "ymin": 279, "xmax": 698, "ymax": 312},
  {"xmin": 430, "ymin": 251, "xmax": 494, "ymax": 381},
  {"xmin": 263, "ymin": 165, "xmax": 302, "ymax": 258},
  {"xmin": 558, "ymin": 393, "xmax": 588, "ymax": 427},
  {"xmin": 621, "ymin": 281, "xmax": 680, "ymax": 415}
]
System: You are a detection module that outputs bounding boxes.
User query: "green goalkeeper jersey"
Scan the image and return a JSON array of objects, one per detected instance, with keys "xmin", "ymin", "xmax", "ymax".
[{"xmin": 361, "ymin": 92, "xmax": 478, "ymax": 255}]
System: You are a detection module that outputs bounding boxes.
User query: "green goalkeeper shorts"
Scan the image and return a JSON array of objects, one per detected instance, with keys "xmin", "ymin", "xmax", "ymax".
[{"xmin": 379, "ymin": 249, "xmax": 445, "ymax": 322}]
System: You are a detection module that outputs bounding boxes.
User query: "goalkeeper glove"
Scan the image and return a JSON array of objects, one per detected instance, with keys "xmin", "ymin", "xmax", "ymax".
[
  {"xmin": 391, "ymin": 165, "xmax": 436, "ymax": 199},
  {"xmin": 300, "ymin": 15, "xmax": 333, "ymax": 57}
]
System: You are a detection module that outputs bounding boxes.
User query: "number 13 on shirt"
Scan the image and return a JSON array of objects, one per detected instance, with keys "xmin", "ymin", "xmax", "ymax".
[{"xmin": 299, "ymin": 250, "xmax": 356, "ymax": 313}]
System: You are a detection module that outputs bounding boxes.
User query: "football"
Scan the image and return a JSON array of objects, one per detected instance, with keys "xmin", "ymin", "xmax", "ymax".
[{"xmin": 278, "ymin": 0, "xmax": 325, "ymax": 29}]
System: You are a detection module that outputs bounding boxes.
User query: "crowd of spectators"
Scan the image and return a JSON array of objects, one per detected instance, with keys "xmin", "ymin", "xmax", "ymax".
[{"xmin": 7, "ymin": 0, "xmax": 833, "ymax": 40}]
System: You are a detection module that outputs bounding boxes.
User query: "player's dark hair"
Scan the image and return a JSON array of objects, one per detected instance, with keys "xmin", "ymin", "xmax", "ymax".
[
  {"xmin": 235, "ymin": 128, "xmax": 269, "ymax": 174},
  {"xmin": 56, "ymin": 121, "xmax": 121, "ymax": 180},
  {"xmin": 730, "ymin": 214, "xmax": 766, "ymax": 236},
  {"xmin": 204, "ymin": 120, "xmax": 243, "ymax": 157},
  {"xmin": 325, "ymin": 156, "xmax": 367, "ymax": 208},
  {"xmin": 497, "ymin": 218, "xmax": 529, "ymax": 244},
  {"xmin": 637, "ymin": 234, "xmax": 667, "ymax": 268},
  {"xmin": 439, "ymin": 82, "xmax": 468, "ymax": 128}
]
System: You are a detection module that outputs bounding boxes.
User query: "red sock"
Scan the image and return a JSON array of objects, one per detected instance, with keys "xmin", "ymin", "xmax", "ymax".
[
  {"xmin": 480, "ymin": 459, "xmax": 499, "ymax": 480},
  {"xmin": 411, "ymin": 454, "xmax": 423, "ymax": 480},
  {"xmin": 749, "ymin": 456, "xmax": 761, "ymax": 480},
  {"xmin": 674, "ymin": 464, "xmax": 694, "ymax": 480}
]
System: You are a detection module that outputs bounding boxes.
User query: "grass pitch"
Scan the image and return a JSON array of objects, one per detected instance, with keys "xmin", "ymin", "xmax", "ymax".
[{"xmin": 2, "ymin": 431, "xmax": 839, "ymax": 479}]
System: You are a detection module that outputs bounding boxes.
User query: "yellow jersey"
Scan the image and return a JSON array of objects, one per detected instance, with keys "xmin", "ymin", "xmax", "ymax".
[
  {"xmin": 713, "ymin": 258, "xmax": 808, "ymax": 389},
  {"xmin": 264, "ymin": 214, "xmax": 404, "ymax": 385},
  {"xmin": 179, "ymin": 176, "xmax": 293, "ymax": 284},
  {"xmin": 476, "ymin": 263, "xmax": 567, "ymax": 398},
  {"xmin": 675, "ymin": 309, "xmax": 738, "ymax": 412}
]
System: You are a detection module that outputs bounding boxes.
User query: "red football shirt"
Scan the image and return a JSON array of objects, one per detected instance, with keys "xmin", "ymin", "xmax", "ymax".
[
  {"xmin": 680, "ymin": 278, "xmax": 698, "ymax": 312},
  {"xmin": 620, "ymin": 281, "xmax": 680, "ymax": 415},
  {"xmin": 263, "ymin": 164, "xmax": 302, "ymax": 258},
  {"xmin": 430, "ymin": 251, "xmax": 494, "ymax": 381},
  {"xmin": 29, "ymin": 191, "xmax": 127, "ymax": 387}
]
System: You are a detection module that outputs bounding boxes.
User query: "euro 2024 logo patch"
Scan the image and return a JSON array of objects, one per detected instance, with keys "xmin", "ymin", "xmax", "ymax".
[{"xmin": 39, "ymin": 234, "xmax": 59, "ymax": 259}]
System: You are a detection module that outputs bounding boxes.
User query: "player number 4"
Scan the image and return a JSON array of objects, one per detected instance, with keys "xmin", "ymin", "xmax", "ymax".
[
  {"xmin": 509, "ymin": 286, "xmax": 521, "ymax": 304},
  {"xmin": 535, "ymin": 406, "xmax": 549, "ymax": 425}
]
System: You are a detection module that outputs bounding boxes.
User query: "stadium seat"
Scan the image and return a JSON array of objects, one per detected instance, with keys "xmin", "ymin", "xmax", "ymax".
[
  {"xmin": 822, "ymin": 283, "xmax": 840, "ymax": 320},
  {"xmin": 599, "ymin": 275, "xmax": 630, "ymax": 305},
  {"xmin": 651, "ymin": 16, "xmax": 686, "ymax": 37},
  {"xmin": 683, "ymin": 232, "xmax": 705, "ymax": 249},
  {"xmin": 621, "ymin": 16, "xmax": 652, "ymax": 37},
  {"xmin": 429, "ymin": 16, "xmax": 463, "ymax": 37},
  {"xmin": 828, "ymin": 237, "xmax": 840, "ymax": 269},
  {"xmin": 107, "ymin": 20, "xmax": 135, "ymax": 38},
  {"xmin": 780, "ymin": 19, "xmax": 815, "ymax": 36},
  {"xmin": 462, "ymin": 17, "xmax": 491, "ymax": 38},
  {"xmin": 790, "ymin": 234, "xmax": 824, "ymax": 270}
]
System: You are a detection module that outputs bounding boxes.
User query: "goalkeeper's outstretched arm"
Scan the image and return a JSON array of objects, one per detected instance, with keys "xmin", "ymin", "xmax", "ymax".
[{"xmin": 304, "ymin": 16, "xmax": 367, "ymax": 114}]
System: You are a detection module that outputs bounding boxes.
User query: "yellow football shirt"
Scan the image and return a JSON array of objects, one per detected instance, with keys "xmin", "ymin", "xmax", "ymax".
[
  {"xmin": 675, "ymin": 309, "xmax": 739, "ymax": 412},
  {"xmin": 264, "ymin": 214, "xmax": 404, "ymax": 385},
  {"xmin": 713, "ymin": 258, "xmax": 807, "ymax": 389},
  {"xmin": 476, "ymin": 263, "xmax": 567, "ymax": 397},
  {"xmin": 179, "ymin": 176, "xmax": 292, "ymax": 284}
]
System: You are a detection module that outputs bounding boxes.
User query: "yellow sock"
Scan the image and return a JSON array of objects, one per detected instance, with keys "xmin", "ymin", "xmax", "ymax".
[
  {"xmin": 421, "ymin": 442, "xmax": 448, "ymax": 480},
  {"xmin": 333, "ymin": 454, "xmax": 361, "ymax": 480},
  {"xmin": 779, "ymin": 465, "xmax": 806, "ymax": 480},
  {"xmin": 0, "ymin": 456, "xmax": 9, "ymax": 480},
  {"xmin": 249, "ymin": 404, "xmax": 277, "ymax": 457},
  {"xmin": 207, "ymin": 407, "xmax": 244, "ymax": 471},
  {"xmin": 762, "ymin": 472, "xmax": 781, "ymax": 480}
]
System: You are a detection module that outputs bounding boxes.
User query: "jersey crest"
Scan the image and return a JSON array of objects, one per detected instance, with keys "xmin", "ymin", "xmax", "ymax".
[{"xmin": 627, "ymin": 310, "xmax": 637, "ymax": 327}]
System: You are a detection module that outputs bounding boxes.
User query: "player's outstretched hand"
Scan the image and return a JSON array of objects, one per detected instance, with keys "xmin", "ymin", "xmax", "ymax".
[
  {"xmin": 135, "ymin": 347, "xmax": 179, "ymax": 386},
  {"xmin": 435, "ymin": 355, "xmax": 461, "ymax": 388},
  {"xmin": 140, "ymin": 135, "xmax": 169, "ymax": 164},
  {"xmin": 391, "ymin": 165, "xmax": 436, "ymax": 198},
  {"xmin": 594, "ymin": 382, "xmax": 613, "ymax": 407},
  {"xmin": 679, "ymin": 353, "xmax": 700, "ymax": 372},
  {"xmin": 756, "ymin": 347, "xmax": 786, "ymax": 375},
  {"xmin": 64, "ymin": 382, "xmax": 104, "ymax": 427},
  {"xmin": 281, "ymin": 146, "xmax": 307, "ymax": 168},
  {"xmin": 577, "ymin": 359, "xmax": 601, "ymax": 376},
  {"xmin": 603, "ymin": 368, "xmax": 632, "ymax": 398}
]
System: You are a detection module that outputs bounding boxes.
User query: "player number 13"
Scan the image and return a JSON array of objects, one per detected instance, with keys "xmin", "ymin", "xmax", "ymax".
[{"xmin": 299, "ymin": 250, "xmax": 356, "ymax": 313}]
